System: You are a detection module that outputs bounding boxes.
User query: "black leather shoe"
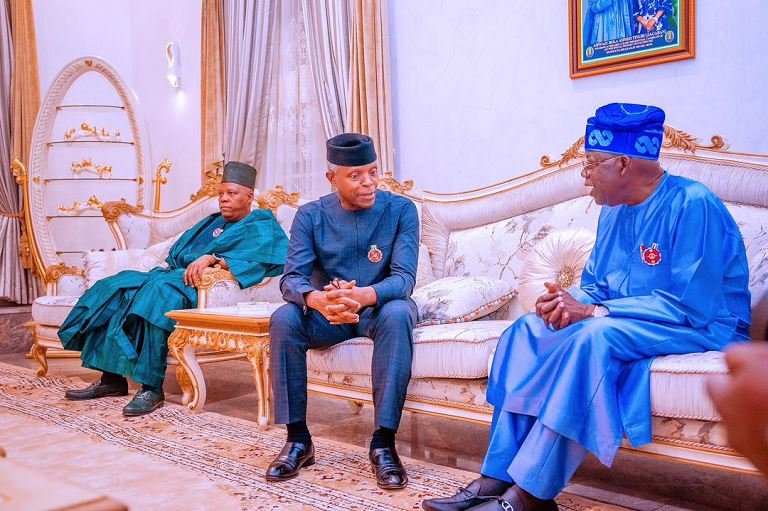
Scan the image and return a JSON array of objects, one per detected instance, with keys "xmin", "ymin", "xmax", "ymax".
[
  {"xmin": 467, "ymin": 487, "xmax": 559, "ymax": 511},
  {"xmin": 369, "ymin": 446, "xmax": 408, "ymax": 490},
  {"xmin": 64, "ymin": 379, "xmax": 128, "ymax": 400},
  {"xmin": 265, "ymin": 441, "xmax": 315, "ymax": 481},
  {"xmin": 422, "ymin": 486, "xmax": 498, "ymax": 511},
  {"xmin": 122, "ymin": 388, "xmax": 164, "ymax": 416}
]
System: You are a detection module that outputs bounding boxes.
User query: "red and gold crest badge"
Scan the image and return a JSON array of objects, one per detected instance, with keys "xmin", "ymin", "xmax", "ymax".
[
  {"xmin": 368, "ymin": 244, "xmax": 383, "ymax": 263},
  {"xmin": 640, "ymin": 243, "xmax": 661, "ymax": 266}
]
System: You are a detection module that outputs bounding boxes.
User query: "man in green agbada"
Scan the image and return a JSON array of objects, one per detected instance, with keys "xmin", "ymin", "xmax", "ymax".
[{"xmin": 59, "ymin": 161, "xmax": 289, "ymax": 416}]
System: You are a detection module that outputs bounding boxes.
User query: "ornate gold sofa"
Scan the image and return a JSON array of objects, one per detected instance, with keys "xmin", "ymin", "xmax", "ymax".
[
  {"xmin": 25, "ymin": 180, "xmax": 297, "ymax": 380},
  {"xmin": 230, "ymin": 128, "xmax": 766, "ymax": 475}
]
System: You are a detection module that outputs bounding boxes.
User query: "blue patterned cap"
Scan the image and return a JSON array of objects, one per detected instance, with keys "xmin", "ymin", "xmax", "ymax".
[{"xmin": 585, "ymin": 103, "xmax": 665, "ymax": 161}]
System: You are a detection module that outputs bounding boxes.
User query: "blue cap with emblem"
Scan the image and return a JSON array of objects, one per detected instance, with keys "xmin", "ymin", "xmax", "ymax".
[{"xmin": 585, "ymin": 103, "xmax": 665, "ymax": 161}]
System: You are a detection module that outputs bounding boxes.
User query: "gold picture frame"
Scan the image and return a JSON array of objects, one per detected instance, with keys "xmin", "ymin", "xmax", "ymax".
[{"xmin": 569, "ymin": 0, "xmax": 695, "ymax": 78}]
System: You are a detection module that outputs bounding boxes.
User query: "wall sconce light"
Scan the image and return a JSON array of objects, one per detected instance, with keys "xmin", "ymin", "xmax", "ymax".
[{"xmin": 166, "ymin": 41, "xmax": 181, "ymax": 88}]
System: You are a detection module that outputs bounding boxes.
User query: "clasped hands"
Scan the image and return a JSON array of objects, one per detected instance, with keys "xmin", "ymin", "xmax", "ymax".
[
  {"xmin": 534, "ymin": 282, "xmax": 594, "ymax": 330},
  {"xmin": 307, "ymin": 279, "xmax": 376, "ymax": 325}
]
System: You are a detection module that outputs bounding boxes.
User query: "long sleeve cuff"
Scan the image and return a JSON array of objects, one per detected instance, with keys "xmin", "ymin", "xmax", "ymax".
[
  {"xmin": 282, "ymin": 282, "xmax": 317, "ymax": 309},
  {"xmin": 371, "ymin": 277, "xmax": 413, "ymax": 306}
]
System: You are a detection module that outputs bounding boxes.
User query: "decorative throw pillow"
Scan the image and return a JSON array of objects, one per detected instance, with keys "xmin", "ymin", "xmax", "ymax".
[
  {"xmin": 83, "ymin": 233, "xmax": 182, "ymax": 289},
  {"xmin": 412, "ymin": 276, "xmax": 517, "ymax": 327},
  {"xmin": 415, "ymin": 244, "xmax": 436, "ymax": 289},
  {"xmin": 517, "ymin": 228, "xmax": 596, "ymax": 312}
]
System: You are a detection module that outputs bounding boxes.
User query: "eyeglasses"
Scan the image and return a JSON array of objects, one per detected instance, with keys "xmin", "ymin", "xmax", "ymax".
[{"xmin": 581, "ymin": 155, "xmax": 622, "ymax": 175}]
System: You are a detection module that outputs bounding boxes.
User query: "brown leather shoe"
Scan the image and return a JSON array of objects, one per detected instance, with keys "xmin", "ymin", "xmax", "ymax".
[
  {"xmin": 265, "ymin": 441, "xmax": 315, "ymax": 481},
  {"xmin": 64, "ymin": 379, "xmax": 128, "ymax": 400},
  {"xmin": 369, "ymin": 446, "xmax": 408, "ymax": 490}
]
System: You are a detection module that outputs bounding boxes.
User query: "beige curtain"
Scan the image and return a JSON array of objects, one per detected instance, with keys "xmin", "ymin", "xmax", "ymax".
[
  {"xmin": 200, "ymin": 0, "xmax": 225, "ymax": 181},
  {"xmin": 224, "ymin": 0, "xmax": 329, "ymax": 198},
  {"xmin": 223, "ymin": 0, "xmax": 278, "ymax": 189},
  {"xmin": 10, "ymin": 0, "xmax": 39, "ymax": 170},
  {"xmin": 347, "ymin": 0, "xmax": 394, "ymax": 174},
  {"xmin": 0, "ymin": 0, "xmax": 37, "ymax": 304},
  {"xmin": 300, "ymin": 0, "xmax": 350, "ymax": 139},
  {"xmin": 260, "ymin": 0, "xmax": 328, "ymax": 198}
]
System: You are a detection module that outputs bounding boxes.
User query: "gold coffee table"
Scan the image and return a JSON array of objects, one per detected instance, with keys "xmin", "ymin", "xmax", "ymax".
[{"xmin": 166, "ymin": 304, "xmax": 281, "ymax": 429}]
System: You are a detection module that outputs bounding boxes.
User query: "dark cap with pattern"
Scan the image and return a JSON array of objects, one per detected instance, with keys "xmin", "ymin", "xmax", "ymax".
[{"xmin": 221, "ymin": 161, "xmax": 257, "ymax": 189}]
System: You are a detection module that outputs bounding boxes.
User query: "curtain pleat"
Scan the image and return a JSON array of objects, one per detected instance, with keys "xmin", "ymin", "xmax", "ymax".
[
  {"xmin": 0, "ymin": 0, "xmax": 38, "ymax": 304},
  {"xmin": 301, "ymin": 0, "xmax": 350, "ymax": 139},
  {"xmin": 347, "ymin": 0, "xmax": 395, "ymax": 175},
  {"xmin": 223, "ymin": 0, "xmax": 279, "ymax": 190},
  {"xmin": 200, "ymin": 0, "xmax": 226, "ymax": 180}
]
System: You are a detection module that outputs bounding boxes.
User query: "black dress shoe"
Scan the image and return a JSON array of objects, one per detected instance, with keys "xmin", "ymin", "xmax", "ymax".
[
  {"xmin": 369, "ymin": 446, "xmax": 408, "ymax": 490},
  {"xmin": 64, "ymin": 379, "xmax": 128, "ymax": 400},
  {"xmin": 467, "ymin": 487, "xmax": 559, "ymax": 511},
  {"xmin": 265, "ymin": 441, "xmax": 315, "ymax": 481},
  {"xmin": 122, "ymin": 388, "xmax": 164, "ymax": 416},
  {"xmin": 422, "ymin": 487, "xmax": 498, "ymax": 511}
]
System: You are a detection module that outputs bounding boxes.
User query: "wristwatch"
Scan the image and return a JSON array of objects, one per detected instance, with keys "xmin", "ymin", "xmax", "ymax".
[{"xmin": 592, "ymin": 304, "xmax": 610, "ymax": 318}]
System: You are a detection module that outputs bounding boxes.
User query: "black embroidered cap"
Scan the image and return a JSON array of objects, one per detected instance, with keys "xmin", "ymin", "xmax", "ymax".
[{"xmin": 326, "ymin": 133, "xmax": 377, "ymax": 167}]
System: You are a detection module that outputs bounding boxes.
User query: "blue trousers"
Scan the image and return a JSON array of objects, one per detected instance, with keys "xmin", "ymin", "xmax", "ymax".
[
  {"xmin": 269, "ymin": 299, "xmax": 416, "ymax": 430},
  {"xmin": 480, "ymin": 408, "xmax": 587, "ymax": 500}
]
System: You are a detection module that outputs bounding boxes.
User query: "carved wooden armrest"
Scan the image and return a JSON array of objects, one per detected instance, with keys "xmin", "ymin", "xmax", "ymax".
[
  {"xmin": 196, "ymin": 266, "xmax": 236, "ymax": 309},
  {"xmin": 196, "ymin": 266, "xmax": 278, "ymax": 308},
  {"xmin": 43, "ymin": 263, "xmax": 85, "ymax": 295},
  {"xmin": 101, "ymin": 199, "xmax": 143, "ymax": 249},
  {"xmin": 199, "ymin": 266, "xmax": 237, "ymax": 290}
]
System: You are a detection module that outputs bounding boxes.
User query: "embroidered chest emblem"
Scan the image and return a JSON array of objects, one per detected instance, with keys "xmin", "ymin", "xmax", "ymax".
[
  {"xmin": 368, "ymin": 244, "xmax": 383, "ymax": 263},
  {"xmin": 640, "ymin": 243, "xmax": 661, "ymax": 266},
  {"xmin": 212, "ymin": 227, "xmax": 224, "ymax": 238}
]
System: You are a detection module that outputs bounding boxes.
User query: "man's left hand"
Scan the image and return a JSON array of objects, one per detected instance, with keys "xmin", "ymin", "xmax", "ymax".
[
  {"xmin": 534, "ymin": 282, "xmax": 593, "ymax": 330},
  {"xmin": 184, "ymin": 254, "xmax": 216, "ymax": 287}
]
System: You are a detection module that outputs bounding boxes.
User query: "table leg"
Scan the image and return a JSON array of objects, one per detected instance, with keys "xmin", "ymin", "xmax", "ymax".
[
  {"xmin": 246, "ymin": 337, "xmax": 271, "ymax": 430},
  {"xmin": 168, "ymin": 329, "xmax": 207, "ymax": 413}
]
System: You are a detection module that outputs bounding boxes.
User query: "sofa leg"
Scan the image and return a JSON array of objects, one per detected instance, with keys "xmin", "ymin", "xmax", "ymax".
[
  {"xmin": 348, "ymin": 400, "xmax": 364, "ymax": 415},
  {"xmin": 30, "ymin": 343, "xmax": 48, "ymax": 377}
]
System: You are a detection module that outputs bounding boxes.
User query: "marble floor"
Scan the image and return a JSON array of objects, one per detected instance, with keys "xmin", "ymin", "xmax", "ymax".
[{"xmin": 3, "ymin": 352, "xmax": 768, "ymax": 511}]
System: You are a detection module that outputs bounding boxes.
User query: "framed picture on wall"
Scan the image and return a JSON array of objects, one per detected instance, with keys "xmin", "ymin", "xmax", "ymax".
[{"xmin": 569, "ymin": 0, "xmax": 695, "ymax": 78}]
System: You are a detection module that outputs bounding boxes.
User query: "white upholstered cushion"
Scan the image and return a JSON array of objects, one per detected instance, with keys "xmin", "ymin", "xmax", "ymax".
[
  {"xmin": 31, "ymin": 295, "xmax": 80, "ymax": 327},
  {"xmin": 412, "ymin": 276, "xmax": 516, "ymax": 327},
  {"xmin": 517, "ymin": 228, "xmax": 596, "ymax": 312},
  {"xmin": 650, "ymin": 351, "xmax": 727, "ymax": 422},
  {"xmin": 83, "ymin": 233, "xmax": 181, "ymax": 288},
  {"xmin": 415, "ymin": 244, "xmax": 436, "ymax": 289},
  {"xmin": 306, "ymin": 320, "xmax": 512, "ymax": 379}
]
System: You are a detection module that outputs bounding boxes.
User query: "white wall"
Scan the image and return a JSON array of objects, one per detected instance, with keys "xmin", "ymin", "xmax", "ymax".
[
  {"xmin": 389, "ymin": 1, "xmax": 768, "ymax": 193},
  {"xmin": 34, "ymin": 0, "xmax": 201, "ymax": 210}
]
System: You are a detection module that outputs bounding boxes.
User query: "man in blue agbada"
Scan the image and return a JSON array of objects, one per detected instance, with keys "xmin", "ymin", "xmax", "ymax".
[
  {"xmin": 267, "ymin": 133, "xmax": 419, "ymax": 490},
  {"xmin": 59, "ymin": 161, "xmax": 289, "ymax": 416},
  {"xmin": 423, "ymin": 103, "xmax": 751, "ymax": 511}
]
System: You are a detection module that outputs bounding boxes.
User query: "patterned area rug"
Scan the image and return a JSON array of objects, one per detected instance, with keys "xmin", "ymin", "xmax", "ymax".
[{"xmin": 0, "ymin": 363, "xmax": 628, "ymax": 510}]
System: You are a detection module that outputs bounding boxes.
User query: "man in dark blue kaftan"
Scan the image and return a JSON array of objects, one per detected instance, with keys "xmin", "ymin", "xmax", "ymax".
[
  {"xmin": 267, "ymin": 133, "xmax": 419, "ymax": 490},
  {"xmin": 423, "ymin": 104, "xmax": 750, "ymax": 511},
  {"xmin": 59, "ymin": 162, "xmax": 288, "ymax": 416}
]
